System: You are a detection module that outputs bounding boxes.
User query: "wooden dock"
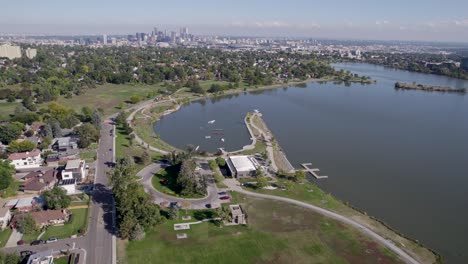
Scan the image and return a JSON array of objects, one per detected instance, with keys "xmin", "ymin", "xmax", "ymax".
[{"xmin": 301, "ymin": 163, "xmax": 328, "ymax": 179}]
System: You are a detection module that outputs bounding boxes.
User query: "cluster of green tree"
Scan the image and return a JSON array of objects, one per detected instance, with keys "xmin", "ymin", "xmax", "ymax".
[
  {"xmin": 177, "ymin": 159, "xmax": 207, "ymax": 196},
  {"xmin": 42, "ymin": 187, "xmax": 72, "ymax": 209},
  {"xmin": 0, "ymin": 252, "xmax": 21, "ymax": 264},
  {"xmin": 15, "ymin": 214, "xmax": 37, "ymax": 235},
  {"xmin": 1, "ymin": 46, "xmax": 342, "ymax": 99},
  {"xmin": 109, "ymin": 158, "xmax": 165, "ymax": 240},
  {"xmin": 0, "ymin": 161, "xmax": 16, "ymax": 190},
  {"xmin": 361, "ymin": 52, "xmax": 468, "ymax": 80}
]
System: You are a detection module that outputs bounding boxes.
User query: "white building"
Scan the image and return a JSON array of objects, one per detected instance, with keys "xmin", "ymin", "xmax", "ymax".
[
  {"xmin": 8, "ymin": 150, "xmax": 43, "ymax": 170},
  {"xmin": 0, "ymin": 207, "xmax": 12, "ymax": 229},
  {"xmin": 103, "ymin": 34, "xmax": 108, "ymax": 45},
  {"xmin": 226, "ymin": 155, "xmax": 259, "ymax": 178},
  {"xmin": 25, "ymin": 48, "xmax": 37, "ymax": 59},
  {"xmin": 0, "ymin": 44, "xmax": 22, "ymax": 60},
  {"xmin": 26, "ymin": 250, "xmax": 54, "ymax": 264},
  {"xmin": 57, "ymin": 178, "xmax": 77, "ymax": 195},
  {"xmin": 62, "ymin": 159, "xmax": 86, "ymax": 182}
]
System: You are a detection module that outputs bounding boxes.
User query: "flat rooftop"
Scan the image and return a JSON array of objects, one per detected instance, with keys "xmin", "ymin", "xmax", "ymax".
[
  {"xmin": 228, "ymin": 155, "xmax": 257, "ymax": 172},
  {"xmin": 65, "ymin": 159, "xmax": 83, "ymax": 170}
]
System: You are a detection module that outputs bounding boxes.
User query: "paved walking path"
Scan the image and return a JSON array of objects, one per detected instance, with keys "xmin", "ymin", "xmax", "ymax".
[{"xmin": 223, "ymin": 178, "xmax": 420, "ymax": 264}]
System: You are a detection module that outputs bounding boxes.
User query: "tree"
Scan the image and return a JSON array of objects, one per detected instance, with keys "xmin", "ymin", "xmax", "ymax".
[
  {"xmin": 256, "ymin": 176, "xmax": 268, "ymax": 188},
  {"xmin": 177, "ymin": 159, "xmax": 207, "ymax": 196},
  {"xmin": 167, "ymin": 207, "xmax": 179, "ymax": 220},
  {"xmin": 40, "ymin": 124, "xmax": 53, "ymax": 138},
  {"xmin": 47, "ymin": 118, "xmax": 62, "ymax": 138},
  {"xmin": 7, "ymin": 140, "xmax": 36, "ymax": 153},
  {"xmin": 129, "ymin": 95, "xmax": 141, "ymax": 104},
  {"xmin": 91, "ymin": 109, "xmax": 101, "ymax": 128},
  {"xmin": 215, "ymin": 157, "xmax": 226, "ymax": 166},
  {"xmin": 42, "ymin": 187, "xmax": 71, "ymax": 209},
  {"xmin": 0, "ymin": 161, "xmax": 15, "ymax": 190},
  {"xmin": 130, "ymin": 223, "xmax": 145, "ymax": 241},
  {"xmin": 141, "ymin": 150, "xmax": 150, "ymax": 164},
  {"xmin": 81, "ymin": 106, "xmax": 93, "ymax": 120},
  {"xmin": 0, "ymin": 124, "xmax": 23, "ymax": 145},
  {"xmin": 16, "ymin": 214, "xmax": 37, "ymax": 235},
  {"xmin": 0, "ymin": 252, "xmax": 21, "ymax": 264},
  {"xmin": 255, "ymin": 168, "xmax": 263, "ymax": 177},
  {"xmin": 115, "ymin": 111, "xmax": 126, "ymax": 125},
  {"xmin": 293, "ymin": 170, "xmax": 306, "ymax": 182},
  {"xmin": 119, "ymin": 214, "xmax": 138, "ymax": 239},
  {"xmin": 75, "ymin": 123, "xmax": 100, "ymax": 148}
]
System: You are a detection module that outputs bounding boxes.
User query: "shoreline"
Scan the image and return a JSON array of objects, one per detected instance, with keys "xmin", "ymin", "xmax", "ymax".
[{"xmin": 129, "ymin": 79, "xmax": 441, "ymax": 263}]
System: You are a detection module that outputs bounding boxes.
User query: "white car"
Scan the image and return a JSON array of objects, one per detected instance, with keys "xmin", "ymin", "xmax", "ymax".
[{"xmin": 46, "ymin": 238, "xmax": 58, "ymax": 244}]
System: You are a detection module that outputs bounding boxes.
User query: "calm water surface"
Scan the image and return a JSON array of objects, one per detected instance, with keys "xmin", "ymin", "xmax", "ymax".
[{"xmin": 155, "ymin": 63, "xmax": 468, "ymax": 263}]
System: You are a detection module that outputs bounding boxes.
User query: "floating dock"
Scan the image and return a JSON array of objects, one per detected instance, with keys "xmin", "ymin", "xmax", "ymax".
[{"xmin": 301, "ymin": 163, "xmax": 328, "ymax": 179}]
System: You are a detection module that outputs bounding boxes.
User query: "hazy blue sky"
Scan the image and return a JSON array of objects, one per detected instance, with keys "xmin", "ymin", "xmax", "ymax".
[{"xmin": 2, "ymin": 0, "xmax": 468, "ymax": 42}]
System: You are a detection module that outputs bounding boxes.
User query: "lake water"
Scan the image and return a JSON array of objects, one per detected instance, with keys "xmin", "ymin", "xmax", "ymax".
[{"xmin": 155, "ymin": 63, "xmax": 468, "ymax": 263}]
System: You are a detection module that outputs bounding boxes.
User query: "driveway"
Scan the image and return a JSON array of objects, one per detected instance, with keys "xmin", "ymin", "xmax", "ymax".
[
  {"xmin": 137, "ymin": 163, "xmax": 222, "ymax": 209},
  {"xmin": 4, "ymin": 229, "xmax": 22, "ymax": 248}
]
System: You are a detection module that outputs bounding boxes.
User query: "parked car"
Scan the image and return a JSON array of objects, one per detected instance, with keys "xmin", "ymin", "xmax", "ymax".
[
  {"xmin": 20, "ymin": 250, "xmax": 34, "ymax": 258},
  {"xmin": 218, "ymin": 191, "xmax": 227, "ymax": 196},
  {"xmin": 16, "ymin": 240, "xmax": 25, "ymax": 245},
  {"xmin": 46, "ymin": 237, "xmax": 58, "ymax": 244},
  {"xmin": 30, "ymin": 240, "xmax": 44, "ymax": 246},
  {"xmin": 205, "ymin": 203, "xmax": 212, "ymax": 208},
  {"xmin": 219, "ymin": 196, "xmax": 230, "ymax": 200}
]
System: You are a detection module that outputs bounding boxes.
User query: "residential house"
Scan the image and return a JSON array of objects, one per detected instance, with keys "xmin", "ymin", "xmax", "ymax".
[
  {"xmin": 56, "ymin": 178, "xmax": 77, "ymax": 195},
  {"xmin": 8, "ymin": 151, "xmax": 43, "ymax": 170},
  {"xmin": 12, "ymin": 196, "xmax": 43, "ymax": 212},
  {"xmin": 0, "ymin": 207, "xmax": 12, "ymax": 229},
  {"xmin": 62, "ymin": 159, "xmax": 86, "ymax": 183},
  {"xmin": 52, "ymin": 137, "xmax": 77, "ymax": 152},
  {"xmin": 11, "ymin": 210, "xmax": 69, "ymax": 229},
  {"xmin": 45, "ymin": 154, "xmax": 60, "ymax": 167},
  {"xmin": 22, "ymin": 170, "xmax": 57, "ymax": 193},
  {"xmin": 4, "ymin": 199, "xmax": 18, "ymax": 209}
]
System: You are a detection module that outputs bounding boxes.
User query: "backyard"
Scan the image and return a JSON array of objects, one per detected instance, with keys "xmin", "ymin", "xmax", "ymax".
[
  {"xmin": 22, "ymin": 208, "xmax": 89, "ymax": 242},
  {"xmin": 123, "ymin": 193, "xmax": 403, "ymax": 264}
]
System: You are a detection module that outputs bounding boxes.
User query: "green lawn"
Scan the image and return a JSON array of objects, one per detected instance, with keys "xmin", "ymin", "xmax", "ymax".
[
  {"xmin": 41, "ymin": 208, "xmax": 89, "ymax": 241},
  {"xmin": 152, "ymin": 166, "xmax": 204, "ymax": 199},
  {"xmin": 53, "ymin": 257, "xmax": 69, "ymax": 264},
  {"xmin": 0, "ymin": 228, "xmax": 12, "ymax": 248},
  {"xmin": 44, "ymin": 83, "xmax": 165, "ymax": 116},
  {"xmin": 238, "ymin": 140, "xmax": 266, "ymax": 155},
  {"xmin": 0, "ymin": 102, "xmax": 20, "ymax": 120},
  {"xmin": 79, "ymin": 151, "xmax": 96, "ymax": 162},
  {"xmin": 124, "ymin": 194, "xmax": 403, "ymax": 264},
  {"xmin": 1, "ymin": 181, "xmax": 21, "ymax": 198}
]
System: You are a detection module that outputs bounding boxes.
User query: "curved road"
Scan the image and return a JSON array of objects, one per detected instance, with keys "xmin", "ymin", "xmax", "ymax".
[
  {"xmin": 137, "ymin": 163, "xmax": 222, "ymax": 209},
  {"xmin": 223, "ymin": 179, "xmax": 420, "ymax": 264}
]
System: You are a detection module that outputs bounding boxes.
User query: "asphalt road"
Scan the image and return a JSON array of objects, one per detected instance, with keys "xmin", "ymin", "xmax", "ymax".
[
  {"xmin": 3, "ymin": 121, "xmax": 117, "ymax": 264},
  {"xmin": 137, "ymin": 162, "xmax": 223, "ymax": 209}
]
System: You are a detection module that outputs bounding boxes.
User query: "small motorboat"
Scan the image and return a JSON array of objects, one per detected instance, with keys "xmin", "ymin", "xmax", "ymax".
[
  {"xmin": 205, "ymin": 136, "xmax": 211, "ymax": 139},
  {"xmin": 221, "ymin": 138, "xmax": 225, "ymax": 142},
  {"xmin": 208, "ymin": 120, "xmax": 216, "ymax": 124}
]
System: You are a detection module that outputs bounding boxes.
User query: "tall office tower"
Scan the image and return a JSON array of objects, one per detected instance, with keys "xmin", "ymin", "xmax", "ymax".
[
  {"xmin": 153, "ymin": 27, "xmax": 158, "ymax": 37},
  {"xmin": 103, "ymin": 34, "xmax": 108, "ymax": 45},
  {"xmin": 171, "ymin": 31, "xmax": 177, "ymax": 43},
  {"xmin": 461, "ymin": 58, "xmax": 468, "ymax": 71}
]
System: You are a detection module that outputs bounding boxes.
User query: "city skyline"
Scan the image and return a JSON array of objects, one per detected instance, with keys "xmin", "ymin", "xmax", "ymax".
[{"xmin": 1, "ymin": 0, "xmax": 468, "ymax": 42}]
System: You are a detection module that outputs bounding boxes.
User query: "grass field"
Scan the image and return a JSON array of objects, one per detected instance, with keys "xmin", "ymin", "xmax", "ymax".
[
  {"xmin": 0, "ymin": 228, "xmax": 12, "ymax": 248},
  {"xmin": 79, "ymin": 151, "xmax": 96, "ymax": 162},
  {"xmin": 152, "ymin": 166, "xmax": 204, "ymax": 199},
  {"xmin": 123, "ymin": 193, "xmax": 402, "ymax": 264},
  {"xmin": 53, "ymin": 257, "xmax": 69, "ymax": 264},
  {"xmin": 49, "ymin": 83, "xmax": 165, "ymax": 116},
  {"xmin": 0, "ymin": 102, "xmax": 20, "ymax": 120},
  {"xmin": 245, "ymin": 180, "xmax": 437, "ymax": 263}
]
